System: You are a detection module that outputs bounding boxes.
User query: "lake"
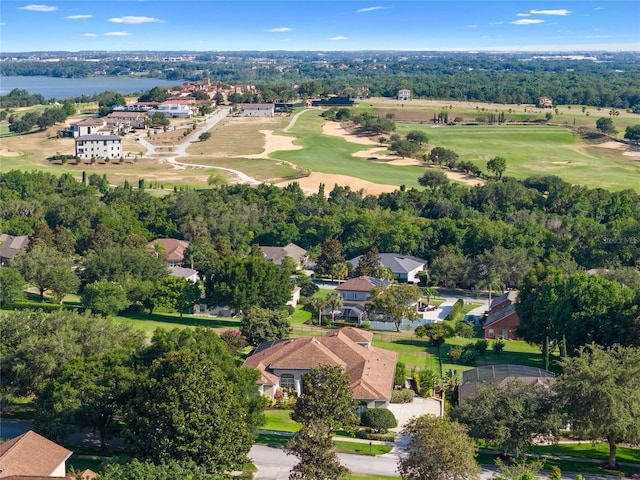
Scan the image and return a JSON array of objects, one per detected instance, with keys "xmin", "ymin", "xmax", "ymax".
[{"xmin": 0, "ymin": 76, "xmax": 181, "ymax": 99}]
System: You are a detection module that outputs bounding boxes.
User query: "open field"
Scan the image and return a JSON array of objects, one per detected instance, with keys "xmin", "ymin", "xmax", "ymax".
[{"xmin": 2, "ymin": 99, "xmax": 639, "ymax": 192}]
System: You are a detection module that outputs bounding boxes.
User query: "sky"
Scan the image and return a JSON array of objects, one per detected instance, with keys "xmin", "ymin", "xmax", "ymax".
[{"xmin": 1, "ymin": 0, "xmax": 639, "ymax": 53}]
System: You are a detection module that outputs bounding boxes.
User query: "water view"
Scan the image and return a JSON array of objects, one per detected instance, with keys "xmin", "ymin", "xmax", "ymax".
[{"xmin": 0, "ymin": 76, "xmax": 180, "ymax": 99}]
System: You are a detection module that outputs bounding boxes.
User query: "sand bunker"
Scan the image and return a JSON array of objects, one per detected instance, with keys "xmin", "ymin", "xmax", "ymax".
[
  {"xmin": 322, "ymin": 122, "xmax": 380, "ymax": 145},
  {"xmin": 241, "ymin": 130, "xmax": 303, "ymax": 159},
  {"xmin": 275, "ymin": 172, "xmax": 399, "ymax": 197},
  {"xmin": 595, "ymin": 141, "xmax": 640, "ymax": 157},
  {"xmin": 0, "ymin": 147, "xmax": 21, "ymax": 157}
]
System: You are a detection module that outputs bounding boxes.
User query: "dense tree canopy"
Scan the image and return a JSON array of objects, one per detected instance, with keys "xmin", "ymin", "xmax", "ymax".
[
  {"xmin": 398, "ymin": 415, "xmax": 480, "ymax": 480},
  {"xmin": 555, "ymin": 344, "xmax": 640, "ymax": 468},
  {"xmin": 241, "ymin": 306, "xmax": 292, "ymax": 346}
]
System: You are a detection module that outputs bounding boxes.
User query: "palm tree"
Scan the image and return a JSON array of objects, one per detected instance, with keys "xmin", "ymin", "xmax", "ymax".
[
  {"xmin": 310, "ymin": 296, "xmax": 328, "ymax": 326},
  {"xmin": 325, "ymin": 291, "xmax": 343, "ymax": 326},
  {"xmin": 423, "ymin": 286, "xmax": 437, "ymax": 307}
]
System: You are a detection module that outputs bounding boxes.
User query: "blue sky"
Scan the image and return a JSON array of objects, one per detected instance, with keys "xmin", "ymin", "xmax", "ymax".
[{"xmin": 1, "ymin": 1, "xmax": 639, "ymax": 52}]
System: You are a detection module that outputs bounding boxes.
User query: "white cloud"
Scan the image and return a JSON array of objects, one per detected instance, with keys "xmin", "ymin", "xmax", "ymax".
[
  {"xmin": 511, "ymin": 19, "xmax": 544, "ymax": 25},
  {"xmin": 530, "ymin": 9, "xmax": 571, "ymax": 16},
  {"xmin": 265, "ymin": 27, "xmax": 292, "ymax": 33},
  {"xmin": 19, "ymin": 4, "xmax": 58, "ymax": 12},
  {"xmin": 489, "ymin": 21, "xmax": 504, "ymax": 25},
  {"xmin": 83, "ymin": 33, "xmax": 98, "ymax": 37},
  {"xmin": 108, "ymin": 16, "xmax": 163, "ymax": 24},
  {"xmin": 594, "ymin": 7, "xmax": 605, "ymax": 10},
  {"xmin": 516, "ymin": 13, "xmax": 531, "ymax": 17},
  {"xmin": 356, "ymin": 6, "xmax": 384, "ymax": 13},
  {"xmin": 66, "ymin": 14, "xmax": 92, "ymax": 20},
  {"xmin": 104, "ymin": 31, "xmax": 131, "ymax": 36},
  {"xmin": 466, "ymin": 24, "xmax": 478, "ymax": 28},
  {"xmin": 329, "ymin": 36, "xmax": 349, "ymax": 41}
]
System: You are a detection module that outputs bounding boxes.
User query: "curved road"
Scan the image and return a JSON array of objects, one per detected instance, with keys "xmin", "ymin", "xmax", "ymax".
[{"xmin": 136, "ymin": 107, "xmax": 261, "ymax": 186}]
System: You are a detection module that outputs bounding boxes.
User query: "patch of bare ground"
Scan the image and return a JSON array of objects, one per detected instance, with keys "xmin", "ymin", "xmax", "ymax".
[
  {"xmin": 240, "ymin": 129, "xmax": 303, "ymax": 159},
  {"xmin": 0, "ymin": 147, "xmax": 20, "ymax": 157},
  {"xmin": 321, "ymin": 121, "xmax": 380, "ymax": 145},
  {"xmin": 275, "ymin": 172, "xmax": 399, "ymax": 197},
  {"xmin": 596, "ymin": 141, "xmax": 640, "ymax": 157}
]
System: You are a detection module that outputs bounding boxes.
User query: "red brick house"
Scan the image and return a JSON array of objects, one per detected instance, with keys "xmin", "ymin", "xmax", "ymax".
[{"xmin": 483, "ymin": 291, "xmax": 520, "ymax": 340}]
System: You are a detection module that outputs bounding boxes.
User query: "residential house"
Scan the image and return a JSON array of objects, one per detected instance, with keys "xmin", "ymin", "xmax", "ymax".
[
  {"xmin": 331, "ymin": 276, "xmax": 391, "ymax": 324},
  {"xmin": 148, "ymin": 103, "xmax": 193, "ymax": 118},
  {"xmin": 397, "ymin": 89, "xmax": 411, "ymax": 101},
  {"xmin": 458, "ymin": 364, "xmax": 556, "ymax": 406},
  {"xmin": 241, "ymin": 104, "xmax": 275, "ymax": 117},
  {"xmin": 146, "ymin": 238, "xmax": 190, "ymax": 267},
  {"xmin": 105, "ymin": 111, "xmax": 148, "ymax": 129},
  {"xmin": 349, "ymin": 253, "xmax": 427, "ymax": 283},
  {"xmin": 168, "ymin": 265, "xmax": 199, "ymax": 283},
  {"xmin": 0, "ymin": 233, "xmax": 30, "ymax": 265},
  {"xmin": 259, "ymin": 243, "xmax": 308, "ymax": 269},
  {"xmin": 243, "ymin": 327, "xmax": 397, "ymax": 409},
  {"xmin": 0, "ymin": 430, "xmax": 72, "ymax": 478},
  {"xmin": 483, "ymin": 290, "xmax": 520, "ymax": 340},
  {"xmin": 538, "ymin": 96, "xmax": 553, "ymax": 109},
  {"xmin": 65, "ymin": 118, "xmax": 110, "ymax": 138},
  {"xmin": 74, "ymin": 135, "xmax": 122, "ymax": 160}
]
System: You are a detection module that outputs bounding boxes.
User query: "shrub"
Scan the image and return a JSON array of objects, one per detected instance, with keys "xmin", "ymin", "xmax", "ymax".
[
  {"xmin": 460, "ymin": 347, "xmax": 476, "ymax": 365},
  {"xmin": 391, "ymin": 389, "xmax": 414, "ymax": 404},
  {"xmin": 549, "ymin": 466, "xmax": 562, "ymax": 480},
  {"xmin": 493, "ymin": 339, "xmax": 506, "ymax": 353},
  {"xmin": 474, "ymin": 339, "xmax": 489, "ymax": 355},
  {"xmin": 361, "ymin": 408, "xmax": 398, "ymax": 433},
  {"xmin": 448, "ymin": 346, "xmax": 462, "ymax": 362},
  {"xmin": 394, "ymin": 361, "xmax": 407, "ymax": 387},
  {"xmin": 455, "ymin": 321, "xmax": 474, "ymax": 338},
  {"xmin": 445, "ymin": 299, "xmax": 465, "ymax": 322},
  {"xmin": 356, "ymin": 429, "xmax": 397, "ymax": 442}
]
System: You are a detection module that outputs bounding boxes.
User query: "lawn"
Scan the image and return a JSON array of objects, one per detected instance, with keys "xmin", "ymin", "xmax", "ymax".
[
  {"xmin": 530, "ymin": 443, "xmax": 640, "ymax": 465},
  {"xmin": 111, "ymin": 310, "xmax": 241, "ymax": 335},
  {"xmin": 261, "ymin": 409, "xmax": 302, "ymax": 433}
]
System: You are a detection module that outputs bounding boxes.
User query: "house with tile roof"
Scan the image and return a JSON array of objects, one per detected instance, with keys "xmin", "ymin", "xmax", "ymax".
[
  {"xmin": 259, "ymin": 243, "xmax": 308, "ymax": 269},
  {"xmin": 0, "ymin": 233, "xmax": 30, "ymax": 266},
  {"xmin": 146, "ymin": 238, "xmax": 190, "ymax": 267},
  {"xmin": 349, "ymin": 253, "xmax": 428, "ymax": 283},
  {"xmin": 243, "ymin": 327, "xmax": 397, "ymax": 409},
  {"xmin": 74, "ymin": 135, "xmax": 122, "ymax": 160},
  {"xmin": 330, "ymin": 276, "xmax": 392, "ymax": 324},
  {"xmin": 0, "ymin": 430, "xmax": 72, "ymax": 478}
]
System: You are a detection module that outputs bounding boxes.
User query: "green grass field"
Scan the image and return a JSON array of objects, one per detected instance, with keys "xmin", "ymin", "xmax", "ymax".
[{"xmin": 262, "ymin": 409, "xmax": 302, "ymax": 433}]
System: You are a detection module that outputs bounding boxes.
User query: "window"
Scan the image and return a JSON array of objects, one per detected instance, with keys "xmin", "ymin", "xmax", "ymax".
[
  {"xmin": 488, "ymin": 329, "xmax": 495, "ymax": 338},
  {"xmin": 280, "ymin": 373, "xmax": 295, "ymax": 389},
  {"xmin": 502, "ymin": 329, "xmax": 509, "ymax": 339}
]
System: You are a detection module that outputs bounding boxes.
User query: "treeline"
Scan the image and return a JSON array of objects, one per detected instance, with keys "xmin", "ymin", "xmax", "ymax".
[
  {"xmin": 1, "ymin": 170, "xmax": 639, "ymax": 290},
  {"xmin": 2, "ymin": 53, "xmax": 640, "ymax": 108}
]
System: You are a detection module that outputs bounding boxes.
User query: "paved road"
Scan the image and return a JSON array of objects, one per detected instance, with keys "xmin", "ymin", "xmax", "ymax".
[{"xmin": 136, "ymin": 107, "xmax": 261, "ymax": 185}]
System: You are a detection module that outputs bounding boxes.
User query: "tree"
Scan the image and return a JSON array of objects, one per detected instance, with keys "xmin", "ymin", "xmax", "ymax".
[
  {"xmin": 99, "ymin": 459, "xmax": 218, "ymax": 480},
  {"xmin": 82, "ymin": 280, "xmax": 130, "ymax": 316},
  {"xmin": 34, "ymin": 347, "xmax": 139, "ymax": 450},
  {"xmin": 370, "ymin": 283, "xmax": 422, "ymax": 332},
  {"xmin": 314, "ymin": 239, "xmax": 346, "ymax": 281},
  {"xmin": 205, "ymin": 256, "xmax": 291, "ymax": 311},
  {"xmin": 555, "ymin": 344, "xmax": 640, "ymax": 469},
  {"xmin": 596, "ymin": 117, "xmax": 618, "ymax": 135},
  {"xmin": 353, "ymin": 246, "xmax": 382, "ymax": 277},
  {"xmin": 390, "ymin": 138, "xmax": 421, "ymax": 159},
  {"xmin": 418, "ymin": 169, "xmax": 449, "ymax": 190},
  {"xmin": 451, "ymin": 380, "xmax": 563, "ymax": 456},
  {"xmin": 487, "ymin": 156, "xmax": 507, "ymax": 179},
  {"xmin": 292, "ymin": 365, "xmax": 359, "ymax": 430},
  {"xmin": 415, "ymin": 323, "xmax": 454, "ymax": 376},
  {"xmin": 199, "ymin": 131, "xmax": 212, "ymax": 142},
  {"xmin": 151, "ymin": 276, "xmax": 202, "ymax": 317},
  {"xmin": 361, "ymin": 408, "xmax": 398, "ymax": 433},
  {"xmin": 284, "ymin": 422, "xmax": 349, "ymax": 480},
  {"xmin": 325, "ymin": 290, "xmax": 343, "ymax": 325},
  {"xmin": 0, "ymin": 267, "xmax": 25, "ymax": 306},
  {"xmin": 12, "ymin": 244, "xmax": 78, "ymax": 302},
  {"xmin": 309, "ymin": 296, "xmax": 328, "ymax": 325},
  {"xmin": 624, "ymin": 125, "xmax": 640, "ymax": 143},
  {"xmin": 406, "ymin": 130, "xmax": 429, "ymax": 145},
  {"xmin": 124, "ymin": 350, "xmax": 256, "ymax": 473},
  {"xmin": 398, "ymin": 415, "xmax": 480, "ymax": 480},
  {"xmin": 241, "ymin": 306, "xmax": 292, "ymax": 346},
  {"xmin": 426, "ymin": 146, "xmax": 458, "ymax": 167},
  {"xmin": 150, "ymin": 111, "xmax": 170, "ymax": 127}
]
